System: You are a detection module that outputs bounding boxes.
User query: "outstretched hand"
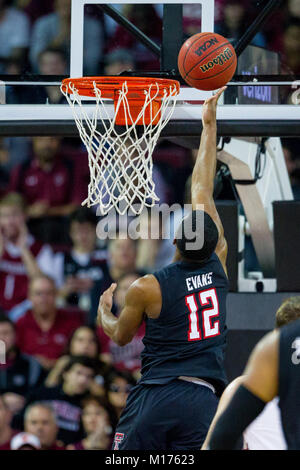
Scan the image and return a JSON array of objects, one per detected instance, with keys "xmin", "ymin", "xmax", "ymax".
[
  {"xmin": 97, "ymin": 283, "xmax": 117, "ymax": 326},
  {"xmin": 202, "ymin": 86, "xmax": 227, "ymax": 127}
]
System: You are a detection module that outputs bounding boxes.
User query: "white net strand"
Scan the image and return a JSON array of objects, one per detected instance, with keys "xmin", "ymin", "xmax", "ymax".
[{"xmin": 61, "ymin": 79, "xmax": 178, "ymax": 215}]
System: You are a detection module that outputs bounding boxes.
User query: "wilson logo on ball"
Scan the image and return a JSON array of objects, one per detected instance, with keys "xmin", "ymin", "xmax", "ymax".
[
  {"xmin": 194, "ymin": 37, "xmax": 219, "ymax": 57},
  {"xmin": 199, "ymin": 47, "xmax": 234, "ymax": 73}
]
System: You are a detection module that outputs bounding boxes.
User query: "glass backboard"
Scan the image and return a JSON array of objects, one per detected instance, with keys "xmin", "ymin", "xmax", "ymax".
[{"xmin": 0, "ymin": 0, "xmax": 298, "ymax": 139}]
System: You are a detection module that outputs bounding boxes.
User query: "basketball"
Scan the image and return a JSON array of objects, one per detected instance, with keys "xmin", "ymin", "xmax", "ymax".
[{"xmin": 178, "ymin": 32, "xmax": 237, "ymax": 91}]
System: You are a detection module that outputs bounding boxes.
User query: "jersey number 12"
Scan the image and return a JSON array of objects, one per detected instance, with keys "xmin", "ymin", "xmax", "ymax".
[{"xmin": 185, "ymin": 288, "xmax": 220, "ymax": 341}]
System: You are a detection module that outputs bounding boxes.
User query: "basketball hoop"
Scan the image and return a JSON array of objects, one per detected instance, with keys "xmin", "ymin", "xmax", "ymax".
[{"xmin": 61, "ymin": 76, "xmax": 180, "ymax": 215}]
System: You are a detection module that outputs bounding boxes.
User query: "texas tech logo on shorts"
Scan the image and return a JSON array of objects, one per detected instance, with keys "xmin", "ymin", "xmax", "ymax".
[{"xmin": 113, "ymin": 432, "xmax": 125, "ymax": 450}]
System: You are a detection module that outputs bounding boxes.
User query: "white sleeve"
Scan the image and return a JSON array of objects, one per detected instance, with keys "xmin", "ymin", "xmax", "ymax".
[{"xmin": 36, "ymin": 245, "xmax": 65, "ymax": 288}]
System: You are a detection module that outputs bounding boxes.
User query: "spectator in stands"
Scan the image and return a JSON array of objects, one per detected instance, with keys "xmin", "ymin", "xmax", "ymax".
[
  {"xmin": 15, "ymin": 275, "xmax": 83, "ymax": 370},
  {"xmin": 0, "ymin": 394, "xmax": 17, "ymax": 450},
  {"xmin": 280, "ymin": 18, "xmax": 300, "ymax": 75},
  {"xmin": 0, "ymin": 193, "xmax": 57, "ymax": 314},
  {"xmin": 56, "ymin": 208, "xmax": 107, "ymax": 323},
  {"xmin": 107, "ymin": 235, "xmax": 139, "ymax": 283},
  {"xmin": 0, "ymin": 0, "xmax": 30, "ymax": 73},
  {"xmin": 104, "ymin": 48, "xmax": 135, "ymax": 76},
  {"xmin": 108, "ymin": 4, "xmax": 162, "ymax": 71},
  {"xmin": 5, "ymin": 45, "xmax": 68, "ymax": 105},
  {"xmin": 34, "ymin": 47, "xmax": 68, "ymax": 104},
  {"xmin": 9, "ymin": 137, "xmax": 85, "ymax": 244},
  {"xmin": 20, "ymin": 356, "xmax": 98, "ymax": 445},
  {"xmin": 215, "ymin": 0, "xmax": 266, "ymax": 48},
  {"xmin": 0, "ymin": 314, "xmax": 45, "ymax": 414},
  {"xmin": 105, "ymin": 370, "xmax": 136, "ymax": 421},
  {"xmin": 15, "ymin": 0, "xmax": 55, "ymax": 24},
  {"xmin": 0, "ymin": 137, "xmax": 30, "ymax": 172},
  {"xmin": 98, "ymin": 272, "xmax": 145, "ymax": 380},
  {"xmin": 24, "ymin": 403, "xmax": 65, "ymax": 450},
  {"xmin": 67, "ymin": 396, "xmax": 115, "ymax": 450},
  {"xmin": 10, "ymin": 431, "xmax": 41, "ymax": 450},
  {"xmin": 30, "ymin": 0, "xmax": 104, "ymax": 75},
  {"xmin": 288, "ymin": 0, "xmax": 300, "ymax": 18},
  {"xmin": 45, "ymin": 325, "xmax": 110, "ymax": 398}
]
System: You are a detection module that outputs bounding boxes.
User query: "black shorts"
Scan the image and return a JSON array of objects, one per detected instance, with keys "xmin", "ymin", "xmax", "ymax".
[{"xmin": 112, "ymin": 379, "xmax": 219, "ymax": 451}]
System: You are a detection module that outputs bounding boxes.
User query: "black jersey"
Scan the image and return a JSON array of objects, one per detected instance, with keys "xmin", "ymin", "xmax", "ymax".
[
  {"xmin": 139, "ymin": 253, "xmax": 229, "ymax": 396},
  {"xmin": 278, "ymin": 318, "xmax": 300, "ymax": 450}
]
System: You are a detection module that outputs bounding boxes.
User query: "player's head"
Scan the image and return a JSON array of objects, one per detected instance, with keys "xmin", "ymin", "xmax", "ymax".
[
  {"xmin": 174, "ymin": 210, "xmax": 219, "ymax": 262},
  {"xmin": 275, "ymin": 296, "xmax": 300, "ymax": 328}
]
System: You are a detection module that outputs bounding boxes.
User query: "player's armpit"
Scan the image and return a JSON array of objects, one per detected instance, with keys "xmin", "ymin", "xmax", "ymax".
[
  {"xmin": 114, "ymin": 280, "xmax": 147, "ymax": 346},
  {"xmin": 242, "ymin": 330, "xmax": 279, "ymax": 403}
]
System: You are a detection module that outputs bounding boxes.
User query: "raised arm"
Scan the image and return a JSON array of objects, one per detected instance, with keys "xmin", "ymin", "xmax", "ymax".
[{"xmin": 192, "ymin": 87, "xmax": 228, "ymax": 274}]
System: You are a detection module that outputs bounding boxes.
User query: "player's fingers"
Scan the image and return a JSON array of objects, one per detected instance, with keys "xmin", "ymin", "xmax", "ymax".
[
  {"xmin": 215, "ymin": 86, "xmax": 227, "ymax": 99},
  {"xmin": 109, "ymin": 283, "xmax": 117, "ymax": 293}
]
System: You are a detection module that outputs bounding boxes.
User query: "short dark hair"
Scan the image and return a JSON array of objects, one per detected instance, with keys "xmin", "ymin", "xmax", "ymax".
[
  {"xmin": 275, "ymin": 296, "xmax": 300, "ymax": 328},
  {"xmin": 62, "ymin": 355, "xmax": 98, "ymax": 376},
  {"xmin": 69, "ymin": 207, "xmax": 98, "ymax": 227},
  {"xmin": 0, "ymin": 313, "xmax": 15, "ymax": 330},
  {"xmin": 175, "ymin": 210, "xmax": 219, "ymax": 262}
]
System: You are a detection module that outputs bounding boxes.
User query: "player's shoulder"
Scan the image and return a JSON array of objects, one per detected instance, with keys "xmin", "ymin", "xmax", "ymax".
[
  {"xmin": 131, "ymin": 274, "xmax": 160, "ymax": 292},
  {"xmin": 245, "ymin": 330, "xmax": 280, "ymax": 375}
]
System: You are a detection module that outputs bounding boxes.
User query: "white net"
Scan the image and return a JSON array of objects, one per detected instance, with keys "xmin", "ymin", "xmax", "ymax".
[{"xmin": 61, "ymin": 79, "xmax": 179, "ymax": 215}]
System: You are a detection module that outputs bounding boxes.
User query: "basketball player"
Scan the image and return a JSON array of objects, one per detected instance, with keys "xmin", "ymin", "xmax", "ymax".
[
  {"xmin": 205, "ymin": 304, "xmax": 300, "ymax": 450},
  {"xmin": 97, "ymin": 86, "xmax": 228, "ymax": 450},
  {"xmin": 202, "ymin": 297, "xmax": 300, "ymax": 450}
]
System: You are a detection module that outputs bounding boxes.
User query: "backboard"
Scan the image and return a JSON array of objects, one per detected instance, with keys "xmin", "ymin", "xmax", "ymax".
[{"xmin": 0, "ymin": 0, "xmax": 298, "ymax": 139}]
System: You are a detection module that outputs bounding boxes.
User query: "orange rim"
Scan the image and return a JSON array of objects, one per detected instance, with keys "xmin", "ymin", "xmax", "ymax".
[{"xmin": 61, "ymin": 76, "xmax": 180, "ymax": 99}]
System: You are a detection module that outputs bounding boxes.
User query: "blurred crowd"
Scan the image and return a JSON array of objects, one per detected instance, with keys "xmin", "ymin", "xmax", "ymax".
[
  {"xmin": 0, "ymin": 0, "xmax": 299, "ymax": 451},
  {"xmin": 0, "ymin": 0, "xmax": 298, "ymax": 83},
  {"xmin": 0, "ymin": 132, "xmax": 194, "ymax": 450}
]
